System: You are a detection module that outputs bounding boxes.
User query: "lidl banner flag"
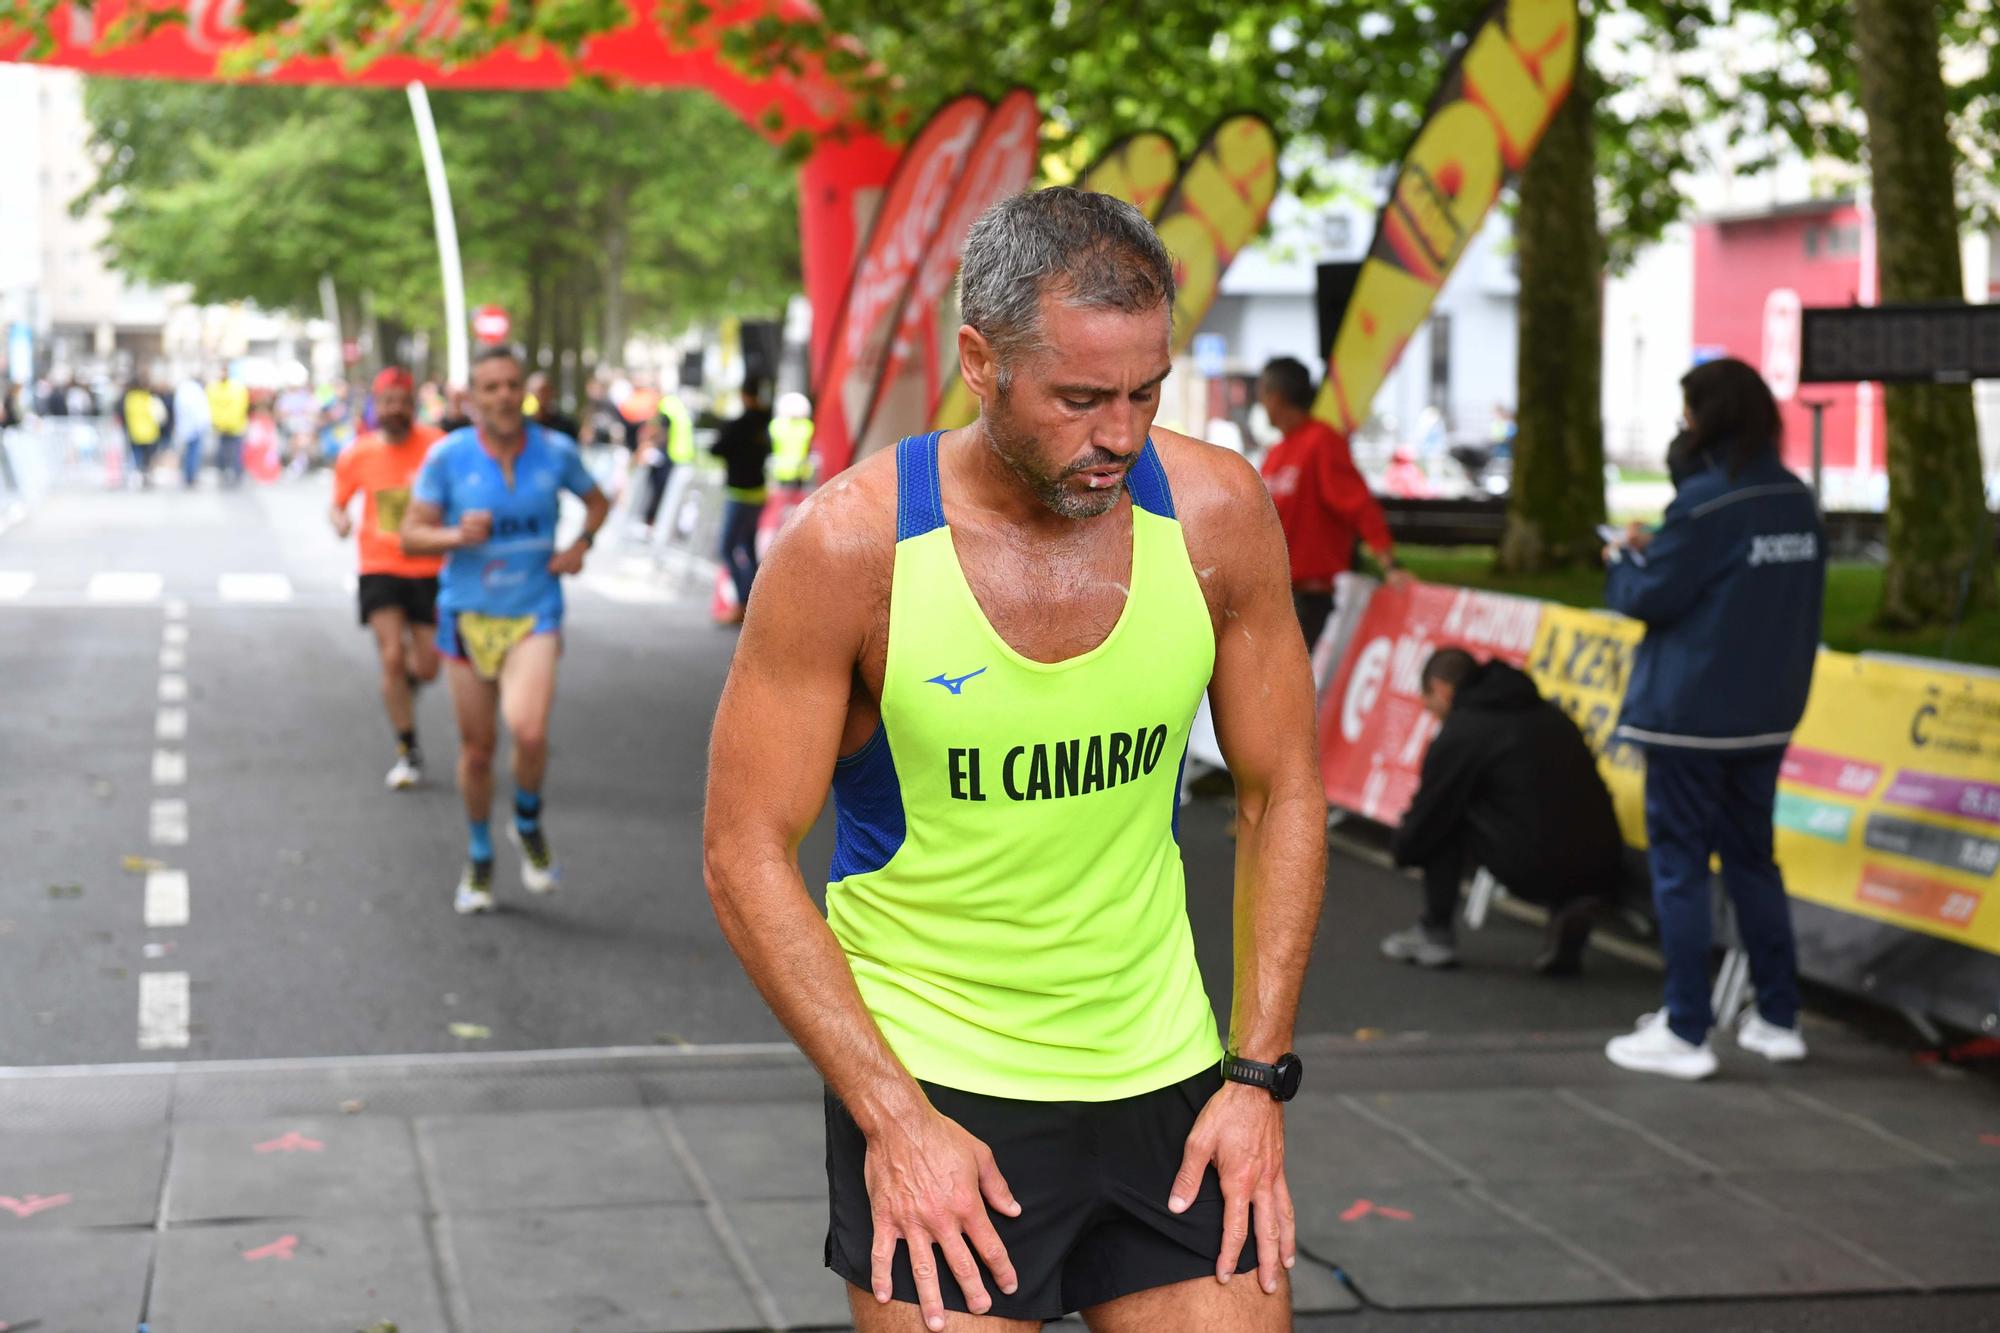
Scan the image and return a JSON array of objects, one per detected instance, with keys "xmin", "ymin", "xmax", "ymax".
[{"xmin": 1313, "ymin": 0, "xmax": 1578, "ymax": 434}]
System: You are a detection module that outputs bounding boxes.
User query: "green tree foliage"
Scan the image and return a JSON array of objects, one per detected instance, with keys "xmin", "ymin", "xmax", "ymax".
[{"xmin": 78, "ymin": 78, "xmax": 800, "ymax": 387}]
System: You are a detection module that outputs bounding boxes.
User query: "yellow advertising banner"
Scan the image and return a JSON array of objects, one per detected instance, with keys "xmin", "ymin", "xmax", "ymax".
[
  {"xmin": 1314, "ymin": 0, "xmax": 1578, "ymax": 434},
  {"xmin": 1776, "ymin": 654, "xmax": 2000, "ymax": 956},
  {"xmin": 1151, "ymin": 113, "xmax": 1280, "ymax": 359},
  {"xmin": 933, "ymin": 129, "xmax": 1183, "ymax": 431},
  {"xmin": 1524, "ymin": 604, "xmax": 2000, "ymax": 958}
]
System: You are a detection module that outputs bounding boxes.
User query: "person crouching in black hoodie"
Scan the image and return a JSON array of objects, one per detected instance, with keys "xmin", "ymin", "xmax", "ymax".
[{"xmin": 1384, "ymin": 647, "xmax": 1627, "ymax": 974}]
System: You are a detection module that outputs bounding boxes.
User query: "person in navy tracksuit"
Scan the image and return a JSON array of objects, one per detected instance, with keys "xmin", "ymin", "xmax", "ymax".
[{"xmin": 1602, "ymin": 357, "xmax": 1826, "ymax": 1080}]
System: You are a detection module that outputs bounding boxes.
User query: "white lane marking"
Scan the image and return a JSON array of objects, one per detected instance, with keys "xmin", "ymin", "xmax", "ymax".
[
  {"xmin": 218, "ymin": 573, "xmax": 293, "ymax": 604},
  {"xmin": 137, "ymin": 972, "xmax": 191, "ymax": 1049},
  {"xmin": 149, "ymin": 798, "xmax": 188, "ymax": 846},
  {"xmin": 164, "ymin": 598, "xmax": 188, "ymax": 620},
  {"xmin": 163, "ymin": 623, "xmax": 189, "ymax": 646},
  {"xmin": 159, "ymin": 646, "xmax": 186, "ymax": 671},
  {"xmin": 88, "ymin": 572, "xmax": 164, "ymax": 604},
  {"xmin": 158, "ymin": 675, "xmax": 187, "ymax": 703},
  {"xmin": 152, "ymin": 750, "xmax": 186, "ymax": 786},
  {"xmin": 144, "ymin": 868, "xmax": 190, "ymax": 928},
  {"xmin": 0, "ymin": 572, "xmax": 34, "ymax": 600},
  {"xmin": 156, "ymin": 708, "xmax": 187, "ymax": 741}
]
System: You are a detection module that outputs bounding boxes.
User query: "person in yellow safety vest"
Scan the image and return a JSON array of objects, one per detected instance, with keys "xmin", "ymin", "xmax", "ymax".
[
  {"xmin": 641, "ymin": 387, "xmax": 697, "ymax": 530},
  {"xmin": 122, "ymin": 378, "xmax": 164, "ymax": 489},
  {"xmin": 208, "ymin": 369, "xmax": 251, "ymax": 489},
  {"xmin": 770, "ymin": 391, "xmax": 816, "ymax": 488}
]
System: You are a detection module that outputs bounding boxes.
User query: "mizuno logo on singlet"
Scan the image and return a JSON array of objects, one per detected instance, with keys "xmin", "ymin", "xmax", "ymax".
[{"xmin": 926, "ymin": 668, "xmax": 987, "ymax": 695}]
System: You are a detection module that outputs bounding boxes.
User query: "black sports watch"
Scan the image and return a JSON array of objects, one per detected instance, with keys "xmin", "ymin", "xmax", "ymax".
[{"xmin": 1222, "ymin": 1051, "xmax": 1304, "ymax": 1102}]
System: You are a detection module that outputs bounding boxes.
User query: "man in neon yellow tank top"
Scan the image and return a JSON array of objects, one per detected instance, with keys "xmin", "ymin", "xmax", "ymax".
[{"xmin": 706, "ymin": 188, "xmax": 1326, "ymax": 1332}]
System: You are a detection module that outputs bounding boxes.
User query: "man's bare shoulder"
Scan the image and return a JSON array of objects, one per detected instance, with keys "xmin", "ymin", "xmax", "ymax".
[
  {"xmin": 1149, "ymin": 426, "xmax": 1276, "ymax": 539},
  {"xmin": 757, "ymin": 447, "xmax": 899, "ymax": 623}
]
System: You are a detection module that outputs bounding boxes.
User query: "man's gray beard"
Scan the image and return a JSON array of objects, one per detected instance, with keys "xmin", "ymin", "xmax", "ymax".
[{"xmin": 985, "ymin": 411, "xmax": 1124, "ymax": 521}]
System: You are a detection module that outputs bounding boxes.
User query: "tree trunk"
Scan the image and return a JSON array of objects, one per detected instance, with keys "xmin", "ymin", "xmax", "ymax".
[
  {"xmin": 1853, "ymin": 0, "xmax": 1996, "ymax": 627},
  {"xmin": 600, "ymin": 180, "xmax": 632, "ymax": 372},
  {"xmin": 1497, "ymin": 43, "xmax": 1605, "ymax": 574}
]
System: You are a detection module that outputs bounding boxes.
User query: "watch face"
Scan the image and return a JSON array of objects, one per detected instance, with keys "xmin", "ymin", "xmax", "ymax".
[{"xmin": 1273, "ymin": 1053, "xmax": 1304, "ymax": 1101}]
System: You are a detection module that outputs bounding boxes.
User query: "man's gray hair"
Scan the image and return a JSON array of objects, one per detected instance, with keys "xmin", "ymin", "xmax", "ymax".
[{"xmin": 958, "ymin": 187, "xmax": 1176, "ymax": 381}]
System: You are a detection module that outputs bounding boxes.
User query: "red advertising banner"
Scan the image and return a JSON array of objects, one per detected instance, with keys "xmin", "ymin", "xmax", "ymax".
[
  {"xmin": 1316, "ymin": 580, "xmax": 1543, "ymax": 824},
  {"xmin": 853, "ymin": 88, "xmax": 1039, "ymax": 462},
  {"xmin": 811, "ymin": 93, "xmax": 992, "ymax": 478}
]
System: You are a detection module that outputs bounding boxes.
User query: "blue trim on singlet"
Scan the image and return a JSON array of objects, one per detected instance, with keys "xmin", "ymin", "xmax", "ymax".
[
  {"xmin": 828, "ymin": 723, "xmax": 907, "ymax": 881},
  {"xmin": 896, "ymin": 432, "xmax": 947, "ymax": 541},
  {"xmin": 1128, "ymin": 439, "xmax": 1175, "ymax": 519}
]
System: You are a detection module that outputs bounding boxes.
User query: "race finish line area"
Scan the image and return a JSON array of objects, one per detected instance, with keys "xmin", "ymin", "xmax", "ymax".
[{"xmin": 4, "ymin": 0, "xmax": 1999, "ymax": 1329}]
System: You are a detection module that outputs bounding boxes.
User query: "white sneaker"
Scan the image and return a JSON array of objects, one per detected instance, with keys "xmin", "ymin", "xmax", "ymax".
[
  {"xmin": 507, "ymin": 822, "xmax": 561, "ymax": 894},
  {"xmin": 453, "ymin": 863, "xmax": 496, "ymax": 916},
  {"xmin": 1736, "ymin": 1011, "xmax": 1807, "ymax": 1063},
  {"xmin": 385, "ymin": 755, "xmax": 421, "ymax": 790},
  {"xmin": 1605, "ymin": 1011, "xmax": 1719, "ymax": 1080}
]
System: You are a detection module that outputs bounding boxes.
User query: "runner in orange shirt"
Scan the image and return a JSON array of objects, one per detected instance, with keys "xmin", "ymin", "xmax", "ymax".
[{"xmin": 331, "ymin": 367, "xmax": 446, "ymax": 790}]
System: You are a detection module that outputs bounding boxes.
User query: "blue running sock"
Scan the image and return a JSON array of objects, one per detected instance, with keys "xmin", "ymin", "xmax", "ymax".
[
  {"xmin": 514, "ymin": 790, "xmax": 542, "ymax": 835},
  {"xmin": 468, "ymin": 820, "xmax": 494, "ymax": 864}
]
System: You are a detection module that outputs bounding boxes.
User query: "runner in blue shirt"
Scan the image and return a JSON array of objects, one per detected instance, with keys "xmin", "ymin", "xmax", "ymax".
[{"xmin": 402, "ymin": 345, "xmax": 610, "ymax": 915}]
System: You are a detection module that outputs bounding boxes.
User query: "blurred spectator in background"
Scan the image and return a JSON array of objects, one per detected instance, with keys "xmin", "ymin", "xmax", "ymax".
[
  {"xmin": 769, "ymin": 391, "xmax": 815, "ymax": 491},
  {"xmin": 525, "ymin": 372, "xmax": 580, "ymax": 440},
  {"xmin": 173, "ymin": 372, "xmax": 212, "ymax": 489},
  {"xmin": 121, "ymin": 376, "xmax": 166, "ymax": 488},
  {"xmin": 710, "ymin": 380, "xmax": 772, "ymax": 623},
  {"xmin": 1257, "ymin": 356, "xmax": 1402, "ymax": 649},
  {"xmin": 208, "ymin": 366, "xmax": 250, "ymax": 488},
  {"xmin": 1603, "ymin": 356, "xmax": 1825, "ymax": 1081}
]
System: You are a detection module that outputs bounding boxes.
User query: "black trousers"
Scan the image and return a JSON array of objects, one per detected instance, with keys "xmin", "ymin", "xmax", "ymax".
[
  {"xmin": 1415, "ymin": 827, "xmax": 1621, "ymax": 930},
  {"xmin": 641, "ymin": 457, "xmax": 676, "ymax": 526}
]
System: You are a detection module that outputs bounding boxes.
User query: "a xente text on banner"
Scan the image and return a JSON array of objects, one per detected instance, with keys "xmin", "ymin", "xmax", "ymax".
[
  {"xmin": 855, "ymin": 89, "xmax": 1040, "ymax": 462},
  {"xmin": 1317, "ymin": 580, "xmax": 1544, "ymax": 823},
  {"xmin": 1313, "ymin": 0, "xmax": 1577, "ymax": 433},
  {"xmin": 1152, "ymin": 114, "xmax": 1280, "ymax": 359},
  {"xmin": 812, "ymin": 94, "xmax": 992, "ymax": 479},
  {"xmin": 932, "ymin": 129, "xmax": 1181, "ymax": 432}
]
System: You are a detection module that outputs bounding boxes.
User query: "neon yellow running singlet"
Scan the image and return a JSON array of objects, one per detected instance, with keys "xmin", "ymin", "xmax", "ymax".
[{"xmin": 825, "ymin": 432, "xmax": 1222, "ymax": 1101}]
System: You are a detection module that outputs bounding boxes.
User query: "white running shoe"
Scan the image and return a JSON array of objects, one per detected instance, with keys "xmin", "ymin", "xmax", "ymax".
[
  {"xmin": 385, "ymin": 755, "xmax": 422, "ymax": 790},
  {"xmin": 1736, "ymin": 1011, "xmax": 1808, "ymax": 1063},
  {"xmin": 453, "ymin": 862, "xmax": 497, "ymax": 916},
  {"xmin": 508, "ymin": 822, "xmax": 561, "ymax": 894},
  {"xmin": 1605, "ymin": 1011, "xmax": 1719, "ymax": 1080}
]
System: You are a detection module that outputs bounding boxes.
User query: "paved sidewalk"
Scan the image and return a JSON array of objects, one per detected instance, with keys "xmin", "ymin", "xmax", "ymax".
[{"xmin": 4, "ymin": 1027, "xmax": 1997, "ymax": 1332}]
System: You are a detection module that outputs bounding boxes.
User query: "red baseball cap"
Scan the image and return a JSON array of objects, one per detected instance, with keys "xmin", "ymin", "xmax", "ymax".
[{"xmin": 372, "ymin": 367, "xmax": 414, "ymax": 394}]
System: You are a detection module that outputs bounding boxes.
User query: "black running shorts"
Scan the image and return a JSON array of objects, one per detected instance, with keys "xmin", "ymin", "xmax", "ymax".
[
  {"xmin": 356, "ymin": 574, "xmax": 439, "ymax": 627},
  {"xmin": 825, "ymin": 1066, "xmax": 1258, "ymax": 1320}
]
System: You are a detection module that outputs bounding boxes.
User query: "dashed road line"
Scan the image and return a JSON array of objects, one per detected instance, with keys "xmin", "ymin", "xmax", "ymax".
[
  {"xmin": 164, "ymin": 597, "xmax": 188, "ymax": 620},
  {"xmin": 137, "ymin": 972, "xmax": 190, "ymax": 1050},
  {"xmin": 88, "ymin": 571, "xmax": 164, "ymax": 603},
  {"xmin": 156, "ymin": 708, "xmax": 186, "ymax": 741},
  {"xmin": 159, "ymin": 645, "xmax": 186, "ymax": 671},
  {"xmin": 144, "ymin": 868, "xmax": 190, "ymax": 928},
  {"xmin": 152, "ymin": 749, "xmax": 186, "ymax": 786},
  {"xmin": 158, "ymin": 675, "xmax": 187, "ymax": 703},
  {"xmin": 0, "ymin": 571, "xmax": 33, "ymax": 600},
  {"xmin": 149, "ymin": 798, "xmax": 188, "ymax": 846},
  {"xmin": 162, "ymin": 622, "xmax": 189, "ymax": 646}
]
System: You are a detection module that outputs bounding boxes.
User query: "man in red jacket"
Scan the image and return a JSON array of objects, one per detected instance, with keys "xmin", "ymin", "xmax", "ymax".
[{"xmin": 1256, "ymin": 357, "xmax": 1401, "ymax": 646}]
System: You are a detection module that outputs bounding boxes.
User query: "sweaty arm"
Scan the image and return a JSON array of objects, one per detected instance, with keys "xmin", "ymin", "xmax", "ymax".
[
  {"xmin": 1171, "ymin": 440, "xmax": 1327, "ymax": 1294},
  {"xmin": 703, "ymin": 495, "xmax": 1020, "ymax": 1325}
]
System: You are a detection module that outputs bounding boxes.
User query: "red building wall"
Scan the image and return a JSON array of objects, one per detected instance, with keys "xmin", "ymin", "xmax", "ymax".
[{"xmin": 1691, "ymin": 203, "xmax": 1888, "ymax": 475}]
